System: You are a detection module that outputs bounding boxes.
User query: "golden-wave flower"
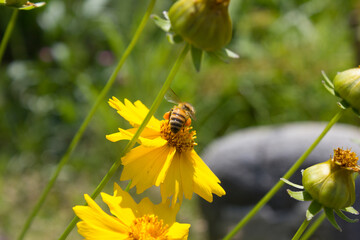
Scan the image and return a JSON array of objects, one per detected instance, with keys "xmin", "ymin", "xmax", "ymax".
[
  {"xmin": 73, "ymin": 183, "xmax": 190, "ymax": 240},
  {"xmin": 106, "ymin": 97, "xmax": 225, "ymax": 206}
]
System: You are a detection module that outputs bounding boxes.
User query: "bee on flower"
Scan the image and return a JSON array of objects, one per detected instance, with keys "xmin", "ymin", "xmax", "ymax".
[
  {"xmin": 163, "ymin": 89, "xmax": 196, "ymax": 134},
  {"xmin": 73, "ymin": 183, "xmax": 190, "ymax": 240},
  {"xmin": 106, "ymin": 97, "xmax": 225, "ymax": 206}
]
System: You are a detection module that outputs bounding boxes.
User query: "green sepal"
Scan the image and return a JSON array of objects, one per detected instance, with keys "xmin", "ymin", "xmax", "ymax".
[
  {"xmin": 353, "ymin": 172, "xmax": 360, "ymax": 181},
  {"xmin": 18, "ymin": 2, "xmax": 45, "ymax": 10},
  {"xmin": 334, "ymin": 209, "xmax": 359, "ymax": 223},
  {"xmin": 324, "ymin": 207, "xmax": 342, "ymax": 232},
  {"xmin": 208, "ymin": 48, "xmax": 239, "ymax": 63},
  {"xmin": 306, "ymin": 201, "xmax": 322, "ymax": 220},
  {"xmin": 287, "ymin": 189, "xmax": 312, "ymax": 201},
  {"xmin": 280, "ymin": 178, "xmax": 304, "ymax": 189},
  {"xmin": 2, "ymin": 0, "xmax": 45, "ymax": 9},
  {"xmin": 350, "ymin": 107, "xmax": 360, "ymax": 117},
  {"xmin": 337, "ymin": 100, "xmax": 349, "ymax": 110},
  {"xmin": 321, "ymin": 70, "xmax": 335, "ymax": 95},
  {"xmin": 342, "ymin": 206, "xmax": 359, "ymax": 215},
  {"xmin": 151, "ymin": 14, "xmax": 171, "ymax": 32},
  {"xmin": 191, "ymin": 45, "xmax": 203, "ymax": 72},
  {"xmin": 166, "ymin": 33, "xmax": 183, "ymax": 45}
]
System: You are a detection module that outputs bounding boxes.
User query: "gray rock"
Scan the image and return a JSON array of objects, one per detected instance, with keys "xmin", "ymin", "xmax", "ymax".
[{"xmin": 200, "ymin": 122, "xmax": 360, "ymax": 240}]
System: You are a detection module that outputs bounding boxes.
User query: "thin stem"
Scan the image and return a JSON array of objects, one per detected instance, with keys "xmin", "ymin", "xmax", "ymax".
[
  {"xmin": 58, "ymin": 43, "xmax": 190, "ymax": 240},
  {"xmin": 17, "ymin": 1, "xmax": 157, "ymax": 239},
  {"xmin": 124, "ymin": 180, "xmax": 132, "ymax": 192},
  {"xmin": 292, "ymin": 219, "xmax": 311, "ymax": 240},
  {"xmin": 0, "ymin": 9, "xmax": 19, "ymax": 66},
  {"xmin": 300, "ymin": 212, "xmax": 326, "ymax": 240},
  {"xmin": 222, "ymin": 109, "xmax": 345, "ymax": 240}
]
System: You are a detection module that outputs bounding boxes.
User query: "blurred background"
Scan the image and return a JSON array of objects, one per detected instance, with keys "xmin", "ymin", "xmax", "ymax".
[{"xmin": 1, "ymin": 0, "xmax": 360, "ymax": 239}]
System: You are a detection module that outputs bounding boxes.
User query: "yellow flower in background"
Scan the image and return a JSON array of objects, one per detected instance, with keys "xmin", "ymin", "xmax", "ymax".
[
  {"xmin": 106, "ymin": 97, "xmax": 225, "ymax": 205},
  {"xmin": 73, "ymin": 183, "xmax": 190, "ymax": 240}
]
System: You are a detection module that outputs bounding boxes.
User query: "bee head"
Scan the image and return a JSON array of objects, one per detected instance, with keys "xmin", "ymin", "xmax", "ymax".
[{"xmin": 180, "ymin": 102, "xmax": 196, "ymax": 119}]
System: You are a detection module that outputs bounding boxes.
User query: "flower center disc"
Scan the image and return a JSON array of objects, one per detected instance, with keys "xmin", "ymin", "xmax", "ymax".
[
  {"xmin": 128, "ymin": 214, "xmax": 169, "ymax": 240},
  {"xmin": 160, "ymin": 120, "xmax": 197, "ymax": 153},
  {"xmin": 332, "ymin": 148, "xmax": 360, "ymax": 172}
]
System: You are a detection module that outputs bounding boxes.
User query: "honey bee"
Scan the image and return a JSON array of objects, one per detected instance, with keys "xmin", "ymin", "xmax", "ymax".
[{"xmin": 163, "ymin": 89, "xmax": 196, "ymax": 134}]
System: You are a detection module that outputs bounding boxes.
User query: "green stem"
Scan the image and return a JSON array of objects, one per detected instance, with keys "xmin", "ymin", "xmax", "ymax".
[
  {"xmin": 125, "ymin": 180, "xmax": 132, "ymax": 192},
  {"xmin": 0, "ymin": 9, "xmax": 19, "ymax": 66},
  {"xmin": 222, "ymin": 109, "xmax": 345, "ymax": 240},
  {"xmin": 17, "ymin": 1, "xmax": 157, "ymax": 239},
  {"xmin": 292, "ymin": 218, "xmax": 311, "ymax": 240},
  {"xmin": 58, "ymin": 43, "xmax": 190, "ymax": 240},
  {"xmin": 300, "ymin": 212, "xmax": 326, "ymax": 240}
]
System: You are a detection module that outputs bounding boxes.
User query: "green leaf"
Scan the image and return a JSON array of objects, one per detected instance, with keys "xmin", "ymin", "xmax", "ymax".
[
  {"xmin": 191, "ymin": 46, "xmax": 203, "ymax": 72},
  {"xmin": 334, "ymin": 209, "xmax": 359, "ymax": 223},
  {"xmin": 151, "ymin": 14, "xmax": 171, "ymax": 32},
  {"xmin": 342, "ymin": 206, "xmax": 359, "ymax": 215},
  {"xmin": 209, "ymin": 48, "xmax": 239, "ymax": 63},
  {"xmin": 324, "ymin": 207, "xmax": 342, "ymax": 232},
  {"xmin": 306, "ymin": 201, "xmax": 322, "ymax": 220},
  {"xmin": 287, "ymin": 189, "xmax": 312, "ymax": 201},
  {"xmin": 280, "ymin": 178, "xmax": 304, "ymax": 189}
]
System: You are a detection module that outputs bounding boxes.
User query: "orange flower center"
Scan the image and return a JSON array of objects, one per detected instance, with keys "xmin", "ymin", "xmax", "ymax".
[
  {"xmin": 332, "ymin": 148, "xmax": 360, "ymax": 172},
  {"xmin": 128, "ymin": 214, "xmax": 169, "ymax": 240},
  {"xmin": 160, "ymin": 120, "xmax": 197, "ymax": 153}
]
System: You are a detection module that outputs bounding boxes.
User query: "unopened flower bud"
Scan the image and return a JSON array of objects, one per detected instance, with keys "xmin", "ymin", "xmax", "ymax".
[
  {"xmin": 302, "ymin": 148, "xmax": 359, "ymax": 209},
  {"xmin": 333, "ymin": 67, "xmax": 360, "ymax": 113},
  {"xmin": 168, "ymin": 0, "xmax": 232, "ymax": 51}
]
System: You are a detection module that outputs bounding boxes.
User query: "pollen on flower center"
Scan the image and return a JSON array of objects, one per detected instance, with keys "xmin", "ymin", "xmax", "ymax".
[
  {"xmin": 332, "ymin": 148, "xmax": 360, "ymax": 172},
  {"xmin": 160, "ymin": 120, "xmax": 197, "ymax": 153},
  {"xmin": 128, "ymin": 214, "xmax": 169, "ymax": 240}
]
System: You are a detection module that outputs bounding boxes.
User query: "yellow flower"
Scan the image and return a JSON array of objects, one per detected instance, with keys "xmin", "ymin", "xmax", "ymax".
[
  {"xmin": 106, "ymin": 97, "xmax": 225, "ymax": 205},
  {"xmin": 73, "ymin": 183, "xmax": 190, "ymax": 240}
]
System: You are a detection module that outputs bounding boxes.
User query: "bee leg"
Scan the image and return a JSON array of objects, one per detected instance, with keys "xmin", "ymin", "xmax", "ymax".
[
  {"xmin": 185, "ymin": 118, "xmax": 192, "ymax": 126},
  {"xmin": 163, "ymin": 111, "xmax": 171, "ymax": 120}
]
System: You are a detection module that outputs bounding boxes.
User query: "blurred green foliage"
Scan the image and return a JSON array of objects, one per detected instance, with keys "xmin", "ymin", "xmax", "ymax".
[{"xmin": 1, "ymin": 0, "xmax": 360, "ymax": 239}]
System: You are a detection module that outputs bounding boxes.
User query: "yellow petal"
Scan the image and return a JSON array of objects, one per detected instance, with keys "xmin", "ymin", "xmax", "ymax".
[
  {"xmin": 106, "ymin": 128, "xmax": 165, "ymax": 147},
  {"xmin": 155, "ymin": 147, "xmax": 176, "ymax": 186},
  {"xmin": 191, "ymin": 151, "xmax": 226, "ymax": 202},
  {"xmin": 133, "ymin": 100, "xmax": 160, "ymax": 130},
  {"xmin": 101, "ymin": 192, "xmax": 136, "ymax": 226},
  {"xmin": 137, "ymin": 197, "xmax": 155, "ymax": 216},
  {"xmin": 167, "ymin": 222, "xmax": 190, "ymax": 240},
  {"xmin": 73, "ymin": 195, "xmax": 128, "ymax": 234},
  {"xmin": 179, "ymin": 151, "xmax": 195, "ymax": 200},
  {"xmin": 152, "ymin": 199, "xmax": 180, "ymax": 225},
  {"xmin": 76, "ymin": 221, "xmax": 129, "ymax": 240},
  {"xmin": 106, "ymin": 127, "xmax": 160, "ymax": 143},
  {"xmin": 160, "ymin": 154, "xmax": 183, "ymax": 206},
  {"xmin": 108, "ymin": 97, "xmax": 160, "ymax": 131},
  {"xmin": 120, "ymin": 144, "xmax": 174, "ymax": 194}
]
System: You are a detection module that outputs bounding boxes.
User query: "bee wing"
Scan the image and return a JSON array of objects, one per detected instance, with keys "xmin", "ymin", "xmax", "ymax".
[
  {"xmin": 164, "ymin": 88, "xmax": 182, "ymax": 104},
  {"xmin": 189, "ymin": 111, "xmax": 196, "ymax": 120}
]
